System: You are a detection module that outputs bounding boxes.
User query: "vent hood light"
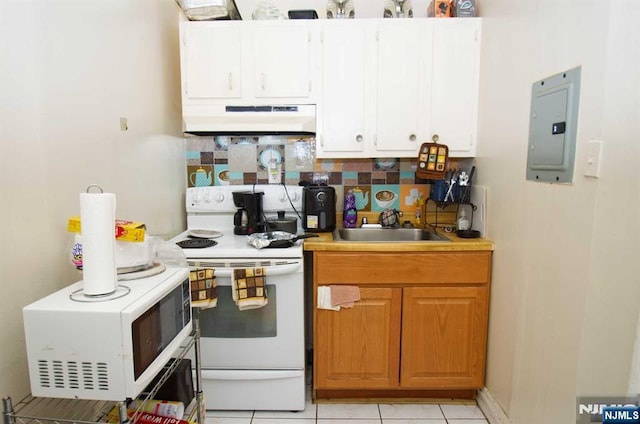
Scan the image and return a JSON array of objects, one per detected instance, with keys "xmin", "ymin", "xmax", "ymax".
[{"xmin": 182, "ymin": 104, "xmax": 317, "ymax": 136}]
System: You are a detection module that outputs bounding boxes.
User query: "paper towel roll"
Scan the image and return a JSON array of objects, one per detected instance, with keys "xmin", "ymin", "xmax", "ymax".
[{"xmin": 80, "ymin": 192, "xmax": 117, "ymax": 296}]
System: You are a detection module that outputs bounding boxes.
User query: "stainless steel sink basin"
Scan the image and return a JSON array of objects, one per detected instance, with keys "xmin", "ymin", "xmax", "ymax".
[{"xmin": 333, "ymin": 227, "xmax": 451, "ymax": 242}]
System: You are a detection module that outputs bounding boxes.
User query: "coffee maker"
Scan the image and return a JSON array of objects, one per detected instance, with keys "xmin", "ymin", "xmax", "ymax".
[{"xmin": 233, "ymin": 191, "xmax": 266, "ymax": 235}]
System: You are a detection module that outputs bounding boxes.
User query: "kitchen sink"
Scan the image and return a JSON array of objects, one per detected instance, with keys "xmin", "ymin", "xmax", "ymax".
[{"xmin": 333, "ymin": 227, "xmax": 451, "ymax": 242}]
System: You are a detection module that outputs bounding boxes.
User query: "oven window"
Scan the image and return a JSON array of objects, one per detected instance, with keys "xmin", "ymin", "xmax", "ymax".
[{"xmin": 198, "ymin": 286, "xmax": 277, "ymax": 338}]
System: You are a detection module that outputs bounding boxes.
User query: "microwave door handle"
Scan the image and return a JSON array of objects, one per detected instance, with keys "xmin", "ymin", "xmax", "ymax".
[{"xmin": 214, "ymin": 263, "xmax": 301, "ymax": 278}]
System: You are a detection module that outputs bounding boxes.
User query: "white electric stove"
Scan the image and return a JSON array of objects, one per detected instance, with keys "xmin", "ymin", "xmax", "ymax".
[
  {"xmin": 170, "ymin": 184, "xmax": 307, "ymax": 411},
  {"xmin": 172, "ymin": 184, "xmax": 305, "ymax": 259}
]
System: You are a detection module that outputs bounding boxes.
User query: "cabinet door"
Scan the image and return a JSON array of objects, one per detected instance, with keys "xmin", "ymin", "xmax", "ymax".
[
  {"xmin": 181, "ymin": 24, "xmax": 242, "ymax": 99},
  {"xmin": 316, "ymin": 287, "xmax": 402, "ymax": 389},
  {"xmin": 430, "ymin": 19, "xmax": 481, "ymax": 156},
  {"xmin": 318, "ymin": 21, "xmax": 369, "ymax": 157},
  {"xmin": 374, "ymin": 20, "xmax": 432, "ymax": 157},
  {"xmin": 401, "ymin": 286, "xmax": 488, "ymax": 388},
  {"xmin": 252, "ymin": 25, "xmax": 312, "ymax": 99}
]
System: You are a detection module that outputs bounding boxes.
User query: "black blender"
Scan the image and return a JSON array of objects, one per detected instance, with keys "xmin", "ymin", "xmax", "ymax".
[{"xmin": 233, "ymin": 191, "xmax": 265, "ymax": 235}]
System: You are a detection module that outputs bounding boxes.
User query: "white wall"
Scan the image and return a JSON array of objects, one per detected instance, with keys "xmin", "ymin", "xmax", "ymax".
[
  {"xmin": 477, "ymin": 1, "xmax": 640, "ymax": 422},
  {"xmin": 0, "ymin": 0, "xmax": 186, "ymax": 400}
]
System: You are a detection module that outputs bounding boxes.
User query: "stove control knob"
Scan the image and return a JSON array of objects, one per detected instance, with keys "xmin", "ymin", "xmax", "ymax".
[
  {"xmin": 192, "ymin": 190, "xmax": 201, "ymax": 204},
  {"xmin": 214, "ymin": 192, "xmax": 225, "ymax": 203},
  {"xmin": 203, "ymin": 190, "xmax": 213, "ymax": 203},
  {"xmin": 280, "ymin": 191, "xmax": 299, "ymax": 202}
]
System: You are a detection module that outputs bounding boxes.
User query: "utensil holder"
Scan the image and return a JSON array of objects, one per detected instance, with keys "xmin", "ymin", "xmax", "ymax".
[
  {"xmin": 458, "ymin": 185, "xmax": 471, "ymax": 203},
  {"xmin": 430, "ymin": 180, "xmax": 459, "ymax": 203}
]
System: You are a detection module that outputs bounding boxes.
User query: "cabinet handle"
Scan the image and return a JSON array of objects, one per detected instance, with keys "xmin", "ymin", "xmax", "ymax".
[
  {"xmin": 228, "ymin": 73, "xmax": 233, "ymax": 90},
  {"xmin": 261, "ymin": 73, "xmax": 266, "ymax": 91},
  {"xmin": 356, "ymin": 134, "xmax": 363, "ymax": 143},
  {"xmin": 409, "ymin": 134, "xmax": 417, "ymax": 141}
]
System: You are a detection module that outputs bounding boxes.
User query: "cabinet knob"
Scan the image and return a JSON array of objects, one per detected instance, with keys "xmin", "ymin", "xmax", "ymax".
[
  {"xmin": 409, "ymin": 134, "xmax": 417, "ymax": 141},
  {"xmin": 356, "ymin": 134, "xmax": 363, "ymax": 142}
]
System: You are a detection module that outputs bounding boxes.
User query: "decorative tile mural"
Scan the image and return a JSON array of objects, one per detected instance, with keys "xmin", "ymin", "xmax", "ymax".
[{"xmin": 185, "ymin": 135, "xmax": 432, "ymax": 215}]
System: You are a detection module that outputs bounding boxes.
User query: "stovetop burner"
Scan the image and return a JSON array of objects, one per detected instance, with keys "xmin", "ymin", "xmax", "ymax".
[{"xmin": 176, "ymin": 239, "xmax": 218, "ymax": 249}]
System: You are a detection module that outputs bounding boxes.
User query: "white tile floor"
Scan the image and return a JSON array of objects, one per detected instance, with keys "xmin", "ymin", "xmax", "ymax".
[{"xmin": 204, "ymin": 387, "xmax": 488, "ymax": 424}]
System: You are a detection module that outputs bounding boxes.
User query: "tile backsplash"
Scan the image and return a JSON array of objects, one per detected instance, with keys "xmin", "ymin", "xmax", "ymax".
[{"xmin": 185, "ymin": 135, "xmax": 432, "ymax": 216}]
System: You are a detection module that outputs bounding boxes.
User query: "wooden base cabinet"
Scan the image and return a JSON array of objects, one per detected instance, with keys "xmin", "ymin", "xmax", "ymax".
[
  {"xmin": 401, "ymin": 286, "xmax": 488, "ymax": 388},
  {"xmin": 316, "ymin": 288, "xmax": 402, "ymax": 389},
  {"xmin": 313, "ymin": 251, "xmax": 491, "ymax": 399}
]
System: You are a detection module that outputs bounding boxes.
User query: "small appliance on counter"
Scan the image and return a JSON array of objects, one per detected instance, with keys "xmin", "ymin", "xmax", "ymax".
[
  {"xmin": 232, "ymin": 190, "xmax": 266, "ymax": 235},
  {"xmin": 303, "ymin": 185, "xmax": 337, "ymax": 232}
]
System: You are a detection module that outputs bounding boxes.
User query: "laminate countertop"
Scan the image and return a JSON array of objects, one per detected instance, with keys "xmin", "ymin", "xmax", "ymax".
[{"xmin": 303, "ymin": 229, "xmax": 494, "ymax": 252}]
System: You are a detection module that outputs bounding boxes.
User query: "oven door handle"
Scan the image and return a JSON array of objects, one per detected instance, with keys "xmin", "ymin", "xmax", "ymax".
[
  {"xmin": 200, "ymin": 369, "xmax": 304, "ymax": 380},
  {"xmin": 213, "ymin": 263, "xmax": 301, "ymax": 278}
]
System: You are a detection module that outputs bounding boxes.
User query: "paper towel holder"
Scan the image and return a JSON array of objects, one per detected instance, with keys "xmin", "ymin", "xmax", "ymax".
[{"xmin": 86, "ymin": 184, "xmax": 104, "ymax": 193}]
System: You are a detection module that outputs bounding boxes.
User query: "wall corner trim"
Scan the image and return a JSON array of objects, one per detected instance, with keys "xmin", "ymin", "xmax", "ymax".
[{"xmin": 477, "ymin": 387, "xmax": 513, "ymax": 424}]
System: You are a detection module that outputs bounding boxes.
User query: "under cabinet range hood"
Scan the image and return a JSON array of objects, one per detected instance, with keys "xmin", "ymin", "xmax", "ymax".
[{"xmin": 183, "ymin": 104, "xmax": 317, "ymax": 135}]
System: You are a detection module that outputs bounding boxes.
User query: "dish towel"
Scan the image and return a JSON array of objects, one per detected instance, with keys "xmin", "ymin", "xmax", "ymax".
[
  {"xmin": 189, "ymin": 267, "xmax": 218, "ymax": 309},
  {"xmin": 232, "ymin": 268, "xmax": 268, "ymax": 311},
  {"xmin": 317, "ymin": 285, "xmax": 361, "ymax": 310},
  {"xmin": 330, "ymin": 285, "xmax": 360, "ymax": 308}
]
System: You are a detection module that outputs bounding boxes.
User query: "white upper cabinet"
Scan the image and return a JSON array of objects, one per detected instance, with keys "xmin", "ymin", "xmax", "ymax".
[
  {"xmin": 182, "ymin": 24, "xmax": 242, "ymax": 99},
  {"xmin": 318, "ymin": 21, "xmax": 370, "ymax": 156},
  {"xmin": 180, "ymin": 21, "xmax": 318, "ymax": 104},
  {"xmin": 180, "ymin": 19, "xmax": 481, "ymax": 157},
  {"xmin": 318, "ymin": 19, "xmax": 435, "ymax": 158},
  {"xmin": 430, "ymin": 19, "xmax": 481, "ymax": 156},
  {"xmin": 252, "ymin": 24, "xmax": 313, "ymax": 98},
  {"xmin": 373, "ymin": 20, "xmax": 433, "ymax": 156}
]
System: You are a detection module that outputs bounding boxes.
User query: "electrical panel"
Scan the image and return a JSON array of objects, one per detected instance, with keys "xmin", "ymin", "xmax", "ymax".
[{"xmin": 526, "ymin": 66, "xmax": 581, "ymax": 183}]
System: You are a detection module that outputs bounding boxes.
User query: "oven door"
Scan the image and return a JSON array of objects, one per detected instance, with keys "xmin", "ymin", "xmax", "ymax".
[{"xmin": 188, "ymin": 259, "xmax": 304, "ymax": 370}]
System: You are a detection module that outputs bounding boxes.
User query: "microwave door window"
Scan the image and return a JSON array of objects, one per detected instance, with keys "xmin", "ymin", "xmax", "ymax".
[
  {"xmin": 132, "ymin": 305, "xmax": 161, "ymax": 379},
  {"xmin": 132, "ymin": 284, "xmax": 187, "ymax": 379},
  {"xmin": 158, "ymin": 285, "xmax": 183, "ymax": 347}
]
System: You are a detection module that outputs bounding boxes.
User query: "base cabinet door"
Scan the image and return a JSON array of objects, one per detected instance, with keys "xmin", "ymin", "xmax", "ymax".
[
  {"xmin": 400, "ymin": 286, "xmax": 488, "ymax": 388},
  {"xmin": 315, "ymin": 287, "xmax": 402, "ymax": 389}
]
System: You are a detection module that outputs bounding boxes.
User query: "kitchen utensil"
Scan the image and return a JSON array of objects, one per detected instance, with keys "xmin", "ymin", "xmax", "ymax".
[
  {"xmin": 444, "ymin": 171, "xmax": 457, "ymax": 202},
  {"xmin": 188, "ymin": 229, "xmax": 223, "ymax": 239},
  {"xmin": 247, "ymin": 231, "xmax": 319, "ymax": 249},
  {"xmin": 176, "ymin": 239, "xmax": 217, "ymax": 249},
  {"xmin": 266, "ymin": 211, "xmax": 298, "ymax": 234}
]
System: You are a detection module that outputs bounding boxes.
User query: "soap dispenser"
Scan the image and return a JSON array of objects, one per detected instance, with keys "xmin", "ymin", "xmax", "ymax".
[{"xmin": 343, "ymin": 189, "xmax": 357, "ymax": 228}]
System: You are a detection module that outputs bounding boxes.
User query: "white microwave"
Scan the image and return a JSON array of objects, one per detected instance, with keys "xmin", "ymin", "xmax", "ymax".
[{"xmin": 23, "ymin": 266, "xmax": 191, "ymax": 401}]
